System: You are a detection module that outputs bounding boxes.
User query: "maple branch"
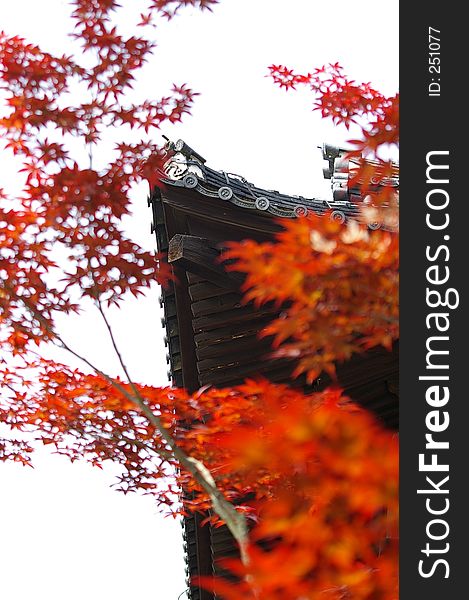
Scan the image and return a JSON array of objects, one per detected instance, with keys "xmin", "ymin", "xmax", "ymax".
[
  {"xmin": 2, "ymin": 381, "xmax": 17, "ymax": 396},
  {"xmin": 62, "ymin": 328, "xmax": 249, "ymax": 563},
  {"xmin": 94, "ymin": 297, "xmax": 250, "ymax": 563},
  {"xmin": 13, "ymin": 290, "xmax": 249, "ymax": 563}
]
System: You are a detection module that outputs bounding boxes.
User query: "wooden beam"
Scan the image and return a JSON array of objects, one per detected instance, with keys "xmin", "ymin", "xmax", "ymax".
[
  {"xmin": 191, "ymin": 293, "xmax": 243, "ymax": 318},
  {"xmin": 192, "ymin": 305, "xmax": 278, "ymax": 333},
  {"xmin": 188, "ymin": 280, "xmax": 239, "ymax": 301},
  {"xmin": 193, "ymin": 317, "xmax": 276, "ymax": 347},
  {"xmin": 168, "ymin": 234, "xmax": 245, "ymax": 289}
]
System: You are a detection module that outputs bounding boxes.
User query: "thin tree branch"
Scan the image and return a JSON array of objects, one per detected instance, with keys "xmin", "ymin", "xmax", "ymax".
[
  {"xmin": 95, "ymin": 297, "xmax": 143, "ymax": 402},
  {"xmin": 13, "ymin": 291, "xmax": 250, "ymax": 563},
  {"xmin": 94, "ymin": 298, "xmax": 249, "ymax": 562}
]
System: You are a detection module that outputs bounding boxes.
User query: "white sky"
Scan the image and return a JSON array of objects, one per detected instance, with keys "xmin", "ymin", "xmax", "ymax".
[{"xmin": 0, "ymin": 1, "xmax": 398, "ymax": 598}]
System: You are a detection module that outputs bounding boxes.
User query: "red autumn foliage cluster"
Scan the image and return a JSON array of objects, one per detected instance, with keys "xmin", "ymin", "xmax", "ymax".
[
  {"xmin": 196, "ymin": 386, "xmax": 398, "ymax": 600},
  {"xmin": 1, "ymin": 3, "xmax": 398, "ymax": 599},
  {"xmin": 224, "ymin": 216, "xmax": 398, "ymax": 382},
  {"xmin": 269, "ymin": 63, "xmax": 399, "ymax": 225},
  {"xmin": 3, "ymin": 357, "xmax": 398, "ymax": 599},
  {"xmin": 268, "ymin": 63, "xmax": 398, "ymax": 151}
]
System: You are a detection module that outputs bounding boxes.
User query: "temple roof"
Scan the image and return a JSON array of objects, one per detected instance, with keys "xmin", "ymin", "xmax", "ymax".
[{"xmin": 156, "ymin": 138, "xmax": 399, "ymax": 229}]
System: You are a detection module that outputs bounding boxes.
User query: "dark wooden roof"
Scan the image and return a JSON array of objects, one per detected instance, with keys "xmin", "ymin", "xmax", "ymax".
[{"xmin": 148, "ymin": 140, "xmax": 399, "ymax": 600}]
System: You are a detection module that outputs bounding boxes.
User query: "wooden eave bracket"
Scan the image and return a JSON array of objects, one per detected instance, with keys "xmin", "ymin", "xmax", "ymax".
[{"xmin": 168, "ymin": 234, "xmax": 245, "ymax": 289}]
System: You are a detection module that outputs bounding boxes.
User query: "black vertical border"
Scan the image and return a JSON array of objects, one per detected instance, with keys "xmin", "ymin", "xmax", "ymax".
[{"xmin": 400, "ymin": 7, "xmax": 467, "ymax": 600}]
